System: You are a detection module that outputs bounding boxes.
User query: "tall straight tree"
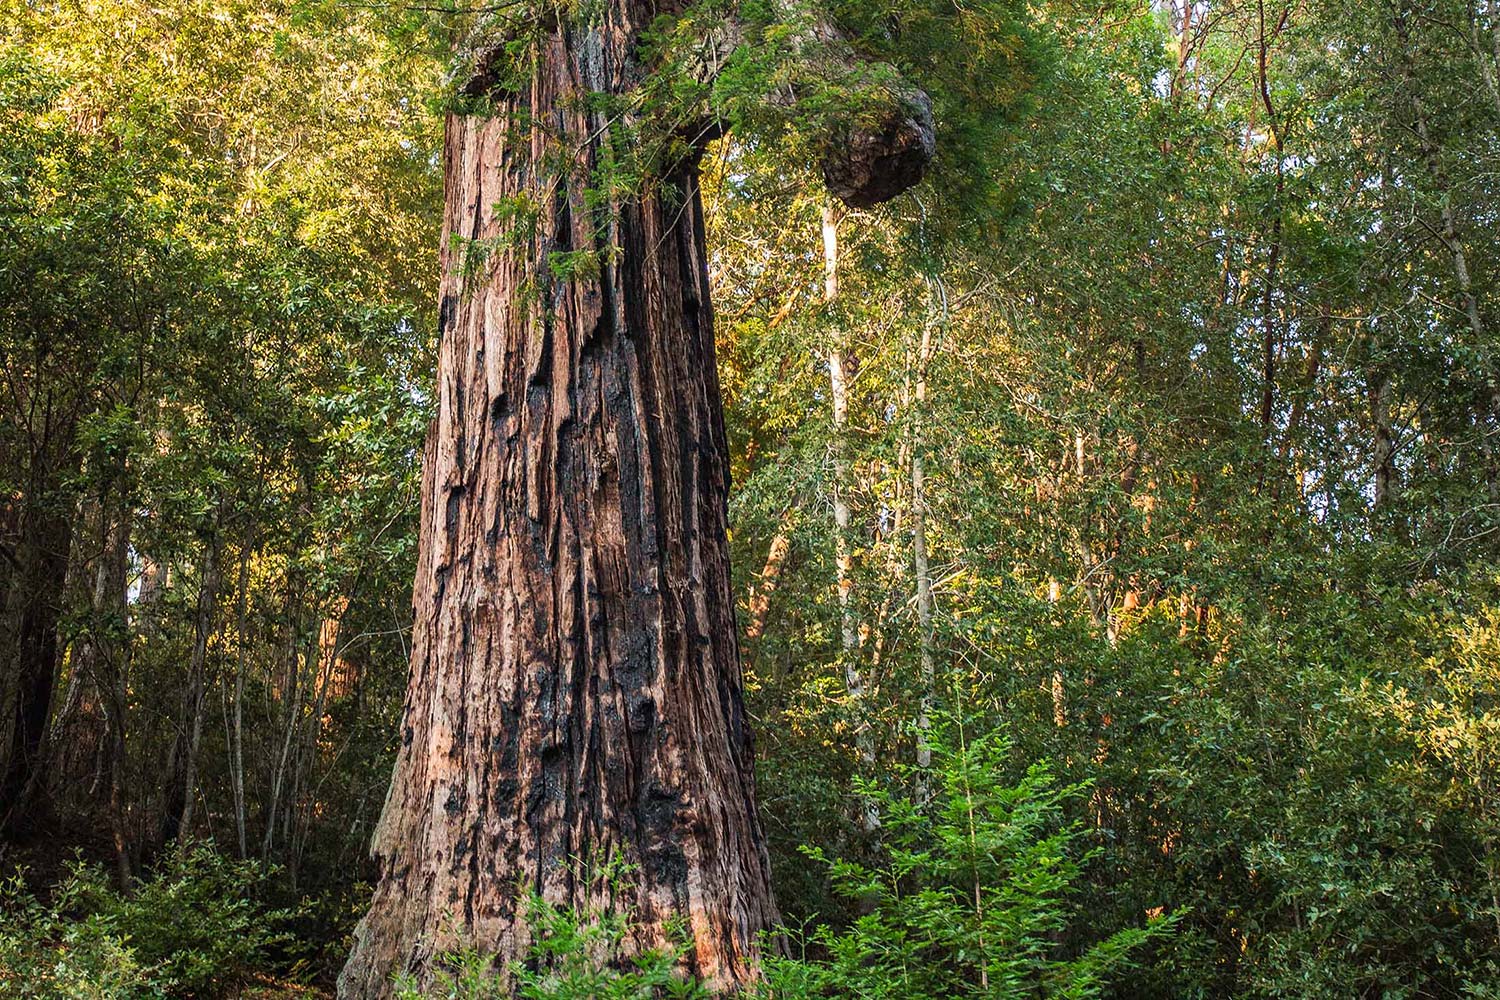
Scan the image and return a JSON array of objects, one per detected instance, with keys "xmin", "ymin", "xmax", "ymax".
[{"xmin": 339, "ymin": 3, "xmax": 933, "ymax": 995}]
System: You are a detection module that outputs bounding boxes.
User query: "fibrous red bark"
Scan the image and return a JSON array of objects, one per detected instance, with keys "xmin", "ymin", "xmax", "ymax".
[{"xmin": 340, "ymin": 6, "xmax": 931, "ymax": 995}]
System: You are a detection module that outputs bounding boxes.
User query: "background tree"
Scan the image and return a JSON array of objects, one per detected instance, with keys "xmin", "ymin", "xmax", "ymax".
[{"xmin": 0, "ymin": 0, "xmax": 442, "ymax": 958}]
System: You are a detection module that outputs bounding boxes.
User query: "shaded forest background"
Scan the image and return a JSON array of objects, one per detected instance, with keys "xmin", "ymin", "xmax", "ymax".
[{"xmin": 3, "ymin": 0, "xmax": 1500, "ymax": 995}]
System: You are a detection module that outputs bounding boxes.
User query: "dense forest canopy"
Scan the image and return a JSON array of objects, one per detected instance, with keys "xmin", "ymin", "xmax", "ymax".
[{"xmin": 2, "ymin": 0, "xmax": 1499, "ymax": 996}]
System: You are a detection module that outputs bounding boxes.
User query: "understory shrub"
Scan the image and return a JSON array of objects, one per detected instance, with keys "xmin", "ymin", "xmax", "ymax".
[
  {"xmin": 0, "ymin": 842, "xmax": 292, "ymax": 998},
  {"xmin": 759, "ymin": 730, "xmax": 1175, "ymax": 999}
]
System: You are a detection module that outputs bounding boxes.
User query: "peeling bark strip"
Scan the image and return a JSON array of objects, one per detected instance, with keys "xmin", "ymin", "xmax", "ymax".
[{"xmin": 341, "ymin": 6, "xmax": 932, "ymax": 996}]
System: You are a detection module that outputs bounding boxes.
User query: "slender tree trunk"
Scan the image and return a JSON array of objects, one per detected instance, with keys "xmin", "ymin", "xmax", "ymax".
[
  {"xmin": 136, "ymin": 554, "xmax": 164, "ymax": 624},
  {"xmin": 48, "ymin": 494, "xmax": 132, "ymax": 884},
  {"xmin": 287, "ymin": 606, "xmax": 344, "ymax": 882},
  {"xmin": 98, "ymin": 502, "xmax": 132, "ymax": 886},
  {"xmin": 1370, "ymin": 323, "xmax": 1397, "ymax": 510},
  {"xmin": 822, "ymin": 201, "xmax": 878, "ymax": 835},
  {"xmin": 282, "ymin": 636, "xmax": 320, "ymax": 855},
  {"xmin": 1409, "ymin": 93, "xmax": 1484, "ymax": 346},
  {"xmin": 1397, "ymin": 4, "xmax": 1496, "ymax": 491},
  {"xmin": 230, "ymin": 539, "xmax": 253, "ymax": 859},
  {"xmin": 911, "ymin": 304, "xmax": 936, "ymax": 783},
  {"xmin": 1170, "ymin": 0, "xmax": 1197, "ymax": 103},
  {"xmin": 1071, "ymin": 429, "xmax": 1108, "ymax": 628},
  {"xmin": 1492, "ymin": 0, "xmax": 1500, "ymax": 116},
  {"xmin": 1046, "ymin": 577, "xmax": 1067, "ymax": 723},
  {"xmin": 0, "ymin": 488, "xmax": 74, "ymax": 836},
  {"xmin": 0, "ymin": 505, "xmax": 14, "ymax": 641},
  {"xmin": 262, "ymin": 578, "xmax": 304, "ymax": 859},
  {"xmin": 745, "ymin": 515, "xmax": 792, "ymax": 642},
  {"xmin": 167, "ymin": 532, "xmax": 220, "ymax": 845},
  {"xmin": 1256, "ymin": 0, "xmax": 1287, "ymax": 441},
  {"xmin": 48, "ymin": 501, "xmax": 107, "ymax": 800},
  {"xmin": 824, "ymin": 202, "xmax": 858, "ymax": 661},
  {"xmin": 1279, "ymin": 302, "xmax": 1328, "ymax": 467},
  {"xmin": 1467, "ymin": 0, "xmax": 1500, "ymax": 117}
]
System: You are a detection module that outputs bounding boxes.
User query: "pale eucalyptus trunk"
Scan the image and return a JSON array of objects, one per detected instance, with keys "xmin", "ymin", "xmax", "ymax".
[
  {"xmin": 911, "ymin": 302, "xmax": 937, "ymax": 783},
  {"xmin": 822, "ymin": 201, "xmax": 878, "ymax": 835}
]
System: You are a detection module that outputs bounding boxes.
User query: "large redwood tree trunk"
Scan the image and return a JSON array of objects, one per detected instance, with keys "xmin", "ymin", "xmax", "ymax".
[
  {"xmin": 339, "ymin": 20, "xmax": 773, "ymax": 998},
  {"xmin": 341, "ymin": 6, "xmax": 932, "ymax": 995}
]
